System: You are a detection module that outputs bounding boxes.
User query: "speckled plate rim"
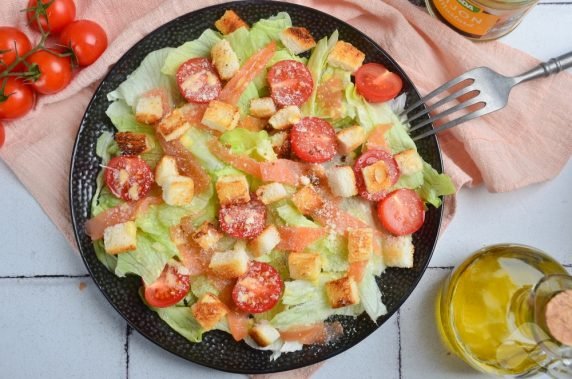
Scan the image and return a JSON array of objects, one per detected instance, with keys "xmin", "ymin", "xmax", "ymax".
[{"xmin": 69, "ymin": 0, "xmax": 444, "ymax": 374}]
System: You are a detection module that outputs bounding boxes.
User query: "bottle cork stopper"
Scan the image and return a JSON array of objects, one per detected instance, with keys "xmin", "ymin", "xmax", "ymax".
[{"xmin": 545, "ymin": 289, "xmax": 572, "ymax": 346}]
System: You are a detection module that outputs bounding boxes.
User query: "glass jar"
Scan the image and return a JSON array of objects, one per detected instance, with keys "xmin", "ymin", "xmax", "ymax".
[
  {"xmin": 425, "ymin": 0, "xmax": 539, "ymax": 41},
  {"xmin": 436, "ymin": 244, "xmax": 572, "ymax": 377}
]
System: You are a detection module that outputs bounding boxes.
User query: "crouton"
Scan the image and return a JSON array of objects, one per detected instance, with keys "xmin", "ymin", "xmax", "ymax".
[
  {"xmin": 249, "ymin": 97, "xmax": 277, "ymax": 118},
  {"xmin": 362, "ymin": 160, "xmax": 392, "ymax": 195},
  {"xmin": 191, "ymin": 221, "xmax": 223, "ymax": 250},
  {"xmin": 209, "ymin": 249, "xmax": 250, "ymax": 278},
  {"xmin": 135, "ymin": 92, "xmax": 166, "ymax": 125},
  {"xmin": 250, "ymin": 322, "xmax": 281, "ymax": 347},
  {"xmin": 114, "ymin": 132, "xmax": 151, "ymax": 156},
  {"xmin": 347, "ymin": 228, "xmax": 373, "ymax": 263},
  {"xmin": 103, "ymin": 221, "xmax": 137, "ymax": 255},
  {"xmin": 201, "ymin": 100, "xmax": 240, "ymax": 133},
  {"xmin": 336, "ymin": 125, "xmax": 366, "ymax": 154},
  {"xmin": 326, "ymin": 166, "xmax": 358, "ymax": 198},
  {"xmin": 248, "ymin": 225, "xmax": 280, "ymax": 257},
  {"xmin": 291, "ymin": 185, "xmax": 323, "ymax": 215},
  {"xmin": 155, "ymin": 155, "xmax": 179, "ymax": 186},
  {"xmin": 268, "ymin": 105, "xmax": 301, "ymax": 130},
  {"xmin": 327, "ymin": 41, "xmax": 365, "ymax": 73},
  {"xmin": 288, "ymin": 252, "xmax": 321, "ymax": 281},
  {"xmin": 162, "ymin": 175, "xmax": 195, "ymax": 206},
  {"xmin": 212, "ymin": 39, "xmax": 240, "ymax": 80},
  {"xmin": 325, "ymin": 276, "xmax": 360, "ymax": 308},
  {"xmin": 382, "ymin": 235, "xmax": 414, "ymax": 268},
  {"xmin": 279, "ymin": 27, "xmax": 316, "ymax": 55},
  {"xmin": 191, "ymin": 293, "xmax": 228, "ymax": 330},
  {"xmin": 215, "ymin": 10, "xmax": 249, "ymax": 35},
  {"xmin": 270, "ymin": 131, "xmax": 290, "ymax": 158},
  {"xmin": 239, "ymin": 115, "xmax": 267, "ymax": 132},
  {"xmin": 394, "ymin": 149, "xmax": 423, "ymax": 176},
  {"xmin": 157, "ymin": 108, "xmax": 191, "ymax": 142},
  {"xmin": 255, "ymin": 182, "xmax": 289, "ymax": 205},
  {"xmin": 215, "ymin": 175, "xmax": 250, "ymax": 206}
]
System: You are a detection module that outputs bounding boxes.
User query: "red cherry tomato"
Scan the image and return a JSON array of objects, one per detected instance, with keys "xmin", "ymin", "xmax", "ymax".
[
  {"xmin": 0, "ymin": 78, "xmax": 36, "ymax": 119},
  {"xmin": 267, "ymin": 60, "xmax": 313, "ymax": 107},
  {"xmin": 218, "ymin": 199, "xmax": 266, "ymax": 239},
  {"xmin": 144, "ymin": 264, "xmax": 191, "ymax": 308},
  {"xmin": 353, "ymin": 149, "xmax": 400, "ymax": 201},
  {"xmin": 27, "ymin": 0, "xmax": 76, "ymax": 34},
  {"xmin": 104, "ymin": 156, "xmax": 154, "ymax": 202},
  {"xmin": 0, "ymin": 122, "xmax": 5, "ymax": 148},
  {"xmin": 232, "ymin": 261, "xmax": 283, "ymax": 314},
  {"xmin": 355, "ymin": 63, "xmax": 403, "ymax": 103},
  {"xmin": 60, "ymin": 20, "xmax": 108, "ymax": 66},
  {"xmin": 0, "ymin": 27, "xmax": 32, "ymax": 68},
  {"xmin": 377, "ymin": 189, "xmax": 425, "ymax": 236},
  {"xmin": 290, "ymin": 117, "xmax": 337, "ymax": 163},
  {"xmin": 26, "ymin": 49, "xmax": 73, "ymax": 95},
  {"xmin": 176, "ymin": 57, "xmax": 221, "ymax": 103}
]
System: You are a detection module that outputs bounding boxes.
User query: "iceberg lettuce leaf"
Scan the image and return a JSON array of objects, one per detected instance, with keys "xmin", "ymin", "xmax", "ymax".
[{"xmin": 161, "ymin": 29, "xmax": 222, "ymax": 76}]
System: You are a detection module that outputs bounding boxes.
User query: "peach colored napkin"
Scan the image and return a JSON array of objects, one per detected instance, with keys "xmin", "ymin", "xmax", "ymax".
[{"xmin": 1, "ymin": 0, "xmax": 571, "ymax": 376}]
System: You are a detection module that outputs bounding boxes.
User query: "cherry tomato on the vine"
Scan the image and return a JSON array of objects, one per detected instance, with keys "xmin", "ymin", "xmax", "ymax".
[
  {"xmin": 26, "ymin": 49, "xmax": 73, "ymax": 95},
  {"xmin": 0, "ymin": 27, "xmax": 32, "ymax": 68},
  {"xmin": 27, "ymin": 0, "xmax": 76, "ymax": 34},
  {"xmin": 0, "ymin": 78, "xmax": 36, "ymax": 119},
  {"xmin": 60, "ymin": 20, "xmax": 108, "ymax": 66}
]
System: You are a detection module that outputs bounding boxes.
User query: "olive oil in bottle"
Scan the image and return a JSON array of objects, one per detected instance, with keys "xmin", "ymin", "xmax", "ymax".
[{"xmin": 436, "ymin": 244, "xmax": 572, "ymax": 377}]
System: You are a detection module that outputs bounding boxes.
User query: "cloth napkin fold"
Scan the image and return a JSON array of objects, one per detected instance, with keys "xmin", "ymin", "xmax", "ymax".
[{"xmin": 1, "ymin": 0, "xmax": 571, "ymax": 376}]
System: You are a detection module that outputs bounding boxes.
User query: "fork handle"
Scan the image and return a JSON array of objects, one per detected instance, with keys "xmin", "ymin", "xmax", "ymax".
[{"xmin": 514, "ymin": 51, "xmax": 572, "ymax": 84}]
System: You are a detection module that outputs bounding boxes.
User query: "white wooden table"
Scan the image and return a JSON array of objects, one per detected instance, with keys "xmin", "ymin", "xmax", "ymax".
[{"xmin": 1, "ymin": 1, "xmax": 571, "ymax": 378}]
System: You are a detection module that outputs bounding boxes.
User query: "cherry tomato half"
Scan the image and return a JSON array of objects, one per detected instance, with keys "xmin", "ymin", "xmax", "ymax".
[
  {"xmin": 144, "ymin": 264, "xmax": 191, "ymax": 308},
  {"xmin": 0, "ymin": 27, "xmax": 32, "ymax": 68},
  {"xmin": 176, "ymin": 57, "xmax": 221, "ymax": 103},
  {"xmin": 268, "ymin": 60, "xmax": 313, "ymax": 107},
  {"xmin": 290, "ymin": 117, "xmax": 337, "ymax": 163},
  {"xmin": 27, "ymin": 0, "xmax": 76, "ymax": 34},
  {"xmin": 104, "ymin": 156, "xmax": 154, "ymax": 202},
  {"xmin": 60, "ymin": 20, "xmax": 108, "ymax": 66},
  {"xmin": 377, "ymin": 189, "xmax": 425, "ymax": 236},
  {"xmin": 218, "ymin": 198, "xmax": 266, "ymax": 239},
  {"xmin": 232, "ymin": 261, "xmax": 283, "ymax": 313},
  {"xmin": 355, "ymin": 63, "xmax": 403, "ymax": 103},
  {"xmin": 353, "ymin": 149, "xmax": 400, "ymax": 201},
  {"xmin": 0, "ymin": 78, "xmax": 36, "ymax": 119},
  {"xmin": 26, "ymin": 49, "xmax": 73, "ymax": 95}
]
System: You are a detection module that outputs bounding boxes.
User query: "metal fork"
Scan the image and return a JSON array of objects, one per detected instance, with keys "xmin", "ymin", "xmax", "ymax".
[{"xmin": 401, "ymin": 51, "xmax": 572, "ymax": 141}]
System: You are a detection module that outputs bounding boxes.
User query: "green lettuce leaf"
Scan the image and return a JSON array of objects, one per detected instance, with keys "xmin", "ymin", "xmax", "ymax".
[
  {"xmin": 153, "ymin": 306, "xmax": 204, "ymax": 342},
  {"xmin": 345, "ymin": 84, "xmax": 397, "ymax": 133},
  {"xmin": 309, "ymin": 233, "xmax": 348, "ymax": 272},
  {"xmin": 281, "ymin": 280, "xmax": 318, "ymax": 305},
  {"xmin": 91, "ymin": 132, "xmax": 123, "ymax": 216},
  {"xmin": 93, "ymin": 239, "xmax": 118, "ymax": 272},
  {"xmin": 384, "ymin": 121, "xmax": 417, "ymax": 154},
  {"xmin": 275, "ymin": 203, "xmax": 317, "ymax": 228},
  {"xmin": 358, "ymin": 265, "xmax": 387, "ymax": 323},
  {"xmin": 190, "ymin": 275, "xmax": 220, "ymax": 299},
  {"xmin": 180, "ymin": 127, "xmax": 226, "ymax": 173},
  {"xmin": 161, "ymin": 29, "xmax": 222, "ymax": 76},
  {"xmin": 219, "ymin": 128, "xmax": 277, "ymax": 162},
  {"xmin": 417, "ymin": 162, "xmax": 455, "ymax": 208}
]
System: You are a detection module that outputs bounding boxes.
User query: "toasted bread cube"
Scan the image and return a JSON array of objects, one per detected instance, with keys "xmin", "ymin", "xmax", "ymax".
[
  {"xmin": 155, "ymin": 155, "xmax": 179, "ymax": 186},
  {"xmin": 327, "ymin": 41, "xmax": 365, "ymax": 73},
  {"xmin": 362, "ymin": 160, "xmax": 392, "ymax": 195},
  {"xmin": 347, "ymin": 228, "xmax": 373, "ymax": 263},
  {"xmin": 201, "ymin": 100, "xmax": 240, "ymax": 133},
  {"xmin": 250, "ymin": 322, "xmax": 281, "ymax": 347},
  {"xmin": 215, "ymin": 10, "xmax": 249, "ymax": 35},
  {"xmin": 157, "ymin": 108, "xmax": 191, "ymax": 142},
  {"xmin": 249, "ymin": 97, "xmax": 277, "ymax": 118},
  {"xmin": 114, "ymin": 132, "xmax": 151, "ymax": 156},
  {"xmin": 212, "ymin": 39, "xmax": 240, "ymax": 80},
  {"xmin": 325, "ymin": 276, "xmax": 360, "ymax": 308},
  {"xmin": 135, "ymin": 93, "xmax": 165, "ymax": 125},
  {"xmin": 162, "ymin": 176, "xmax": 195, "ymax": 206},
  {"xmin": 191, "ymin": 221, "xmax": 223, "ymax": 250},
  {"xmin": 395, "ymin": 149, "xmax": 423, "ymax": 176},
  {"xmin": 255, "ymin": 182, "xmax": 289, "ymax": 205},
  {"xmin": 268, "ymin": 105, "xmax": 301, "ymax": 130},
  {"xmin": 326, "ymin": 166, "xmax": 358, "ymax": 198},
  {"xmin": 248, "ymin": 225, "xmax": 280, "ymax": 257},
  {"xmin": 239, "ymin": 115, "xmax": 267, "ymax": 132},
  {"xmin": 103, "ymin": 221, "xmax": 137, "ymax": 255},
  {"xmin": 191, "ymin": 293, "xmax": 229, "ymax": 330},
  {"xmin": 383, "ymin": 235, "xmax": 414, "ymax": 268},
  {"xmin": 337, "ymin": 125, "xmax": 366, "ymax": 154},
  {"xmin": 292, "ymin": 185, "xmax": 323, "ymax": 215},
  {"xmin": 215, "ymin": 175, "xmax": 250, "ymax": 206},
  {"xmin": 288, "ymin": 252, "xmax": 321, "ymax": 281},
  {"xmin": 209, "ymin": 249, "xmax": 250, "ymax": 278},
  {"xmin": 279, "ymin": 27, "xmax": 316, "ymax": 55}
]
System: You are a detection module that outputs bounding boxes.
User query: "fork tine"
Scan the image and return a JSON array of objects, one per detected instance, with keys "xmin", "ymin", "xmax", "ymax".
[
  {"xmin": 412, "ymin": 107, "xmax": 490, "ymax": 141},
  {"xmin": 402, "ymin": 85, "xmax": 478, "ymax": 125},
  {"xmin": 408, "ymin": 96, "xmax": 484, "ymax": 134},
  {"xmin": 399, "ymin": 70, "xmax": 478, "ymax": 117}
]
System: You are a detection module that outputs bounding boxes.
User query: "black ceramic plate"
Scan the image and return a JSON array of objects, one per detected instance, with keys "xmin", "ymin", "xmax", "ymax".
[{"xmin": 70, "ymin": 0, "xmax": 443, "ymax": 374}]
